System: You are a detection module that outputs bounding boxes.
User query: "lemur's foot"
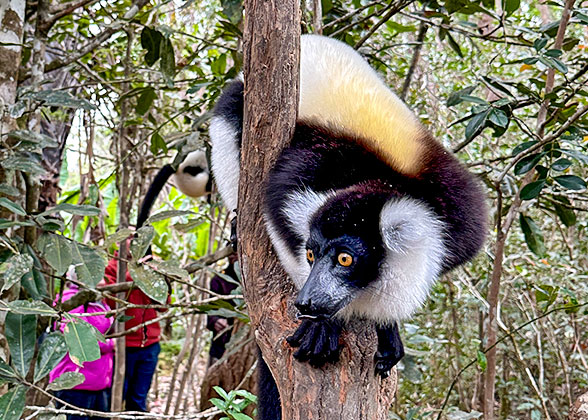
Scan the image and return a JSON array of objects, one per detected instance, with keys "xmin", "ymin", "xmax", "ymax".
[
  {"xmin": 286, "ymin": 318, "xmax": 342, "ymax": 367},
  {"xmin": 230, "ymin": 211, "xmax": 238, "ymax": 251},
  {"xmin": 375, "ymin": 322, "xmax": 404, "ymax": 378}
]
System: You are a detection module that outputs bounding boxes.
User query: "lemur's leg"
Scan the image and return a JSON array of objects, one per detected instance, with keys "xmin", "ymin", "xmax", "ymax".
[
  {"xmin": 257, "ymin": 348, "xmax": 282, "ymax": 420},
  {"xmin": 375, "ymin": 322, "xmax": 404, "ymax": 378}
]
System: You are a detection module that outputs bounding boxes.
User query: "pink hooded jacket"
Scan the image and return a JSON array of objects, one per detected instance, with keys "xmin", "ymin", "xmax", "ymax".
[{"xmin": 49, "ymin": 284, "xmax": 115, "ymax": 391}]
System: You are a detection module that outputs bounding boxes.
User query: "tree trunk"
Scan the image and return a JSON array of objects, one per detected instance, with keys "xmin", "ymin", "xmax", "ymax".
[
  {"xmin": 238, "ymin": 2, "xmax": 397, "ymax": 419},
  {"xmin": 569, "ymin": 391, "xmax": 588, "ymax": 420}
]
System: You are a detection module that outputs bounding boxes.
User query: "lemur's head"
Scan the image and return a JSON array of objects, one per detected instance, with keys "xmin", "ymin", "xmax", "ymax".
[
  {"xmin": 174, "ymin": 150, "xmax": 212, "ymax": 198},
  {"xmin": 295, "ymin": 187, "xmax": 446, "ymax": 322}
]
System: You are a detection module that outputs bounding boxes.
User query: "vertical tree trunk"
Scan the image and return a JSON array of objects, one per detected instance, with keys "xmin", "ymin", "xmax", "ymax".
[
  {"xmin": 0, "ymin": 0, "xmax": 25, "ymax": 135},
  {"xmin": 238, "ymin": 2, "xmax": 397, "ymax": 419}
]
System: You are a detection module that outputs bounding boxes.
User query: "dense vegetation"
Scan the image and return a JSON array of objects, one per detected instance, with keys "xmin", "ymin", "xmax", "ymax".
[{"xmin": 0, "ymin": 0, "xmax": 587, "ymax": 419}]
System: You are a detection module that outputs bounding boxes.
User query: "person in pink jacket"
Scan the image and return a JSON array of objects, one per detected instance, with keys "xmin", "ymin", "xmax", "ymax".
[{"xmin": 49, "ymin": 270, "xmax": 114, "ymax": 420}]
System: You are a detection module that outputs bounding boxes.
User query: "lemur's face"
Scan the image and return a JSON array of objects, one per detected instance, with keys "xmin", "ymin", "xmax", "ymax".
[{"xmin": 295, "ymin": 222, "xmax": 385, "ymax": 320}]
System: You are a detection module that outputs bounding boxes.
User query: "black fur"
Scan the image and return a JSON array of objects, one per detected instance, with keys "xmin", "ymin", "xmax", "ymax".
[
  {"xmin": 136, "ymin": 164, "xmax": 175, "ymax": 228},
  {"xmin": 257, "ymin": 348, "xmax": 282, "ymax": 420},
  {"xmin": 286, "ymin": 318, "xmax": 343, "ymax": 367},
  {"xmin": 212, "ymin": 68, "xmax": 486, "ymax": 420},
  {"xmin": 375, "ymin": 322, "xmax": 404, "ymax": 378}
]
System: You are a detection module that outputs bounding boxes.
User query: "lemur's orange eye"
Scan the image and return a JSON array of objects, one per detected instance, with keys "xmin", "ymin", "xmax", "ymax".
[
  {"xmin": 338, "ymin": 253, "xmax": 353, "ymax": 267},
  {"xmin": 306, "ymin": 249, "xmax": 315, "ymax": 263}
]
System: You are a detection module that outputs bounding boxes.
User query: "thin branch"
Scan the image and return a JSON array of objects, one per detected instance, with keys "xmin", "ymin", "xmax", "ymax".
[{"xmin": 354, "ymin": 0, "xmax": 415, "ymax": 49}]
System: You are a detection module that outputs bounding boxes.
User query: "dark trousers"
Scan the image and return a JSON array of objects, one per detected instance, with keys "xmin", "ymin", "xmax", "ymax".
[
  {"xmin": 124, "ymin": 342, "xmax": 160, "ymax": 412},
  {"xmin": 54, "ymin": 388, "xmax": 110, "ymax": 420}
]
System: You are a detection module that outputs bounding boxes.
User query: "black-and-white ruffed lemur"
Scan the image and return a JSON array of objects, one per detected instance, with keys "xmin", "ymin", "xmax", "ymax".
[
  {"xmin": 136, "ymin": 150, "xmax": 212, "ymax": 228},
  {"xmin": 209, "ymin": 35, "xmax": 487, "ymax": 418}
]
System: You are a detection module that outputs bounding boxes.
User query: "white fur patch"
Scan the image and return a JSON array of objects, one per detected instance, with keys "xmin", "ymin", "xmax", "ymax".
[
  {"xmin": 209, "ymin": 116, "xmax": 240, "ymax": 210},
  {"xmin": 340, "ymin": 197, "xmax": 446, "ymax": 324},
  {"xmin": 173, "ymin": 150, "xmax": 209, "ymax": 198},
  {"xmin": 264, "ymin": 189, "xmax": 333, "ymax": 289}
]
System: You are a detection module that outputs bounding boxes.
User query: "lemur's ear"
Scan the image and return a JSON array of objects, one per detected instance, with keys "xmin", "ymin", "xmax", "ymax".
[{"xmin": 379, "ymin": 197, "xmax": 445, "ymax": 256}]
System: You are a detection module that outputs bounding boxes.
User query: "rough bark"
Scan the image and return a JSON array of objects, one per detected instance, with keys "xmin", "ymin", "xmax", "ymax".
[
  {"xmin": 569, "ymin": 391, "xmax": 588, "ymax": 420},
  {"xmin": 0, "ymin": 0, "xmax": 25, "ymax": 135},
  {"xmin": 239, "ymin": 2, "xmax": 397, "ymax": 419}
]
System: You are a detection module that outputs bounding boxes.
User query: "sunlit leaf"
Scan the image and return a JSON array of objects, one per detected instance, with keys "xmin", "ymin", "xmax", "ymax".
[
  {"xmin": 63, "ymin": 320, "xmax": 100, "ymax": 366},
  {"xmin": 0, "ymin": 254, "xmax": 33, "ymax": 293},
  {"xmin": 34, "ymin": 333, "xmax": 68, "ymax": 383},
  {"xmin": 128, "ymin": 263, "xmax": 168, "ymax": 304},
  {"xmin": 5, "ymin": 313, "xmax": 36, "ymax": 377},
  {"xmin": 47, "ymin": 371, "xmax": 85, "ymax": 391},
  {"xmin": 37, "ymin": 233, "xmax": 72, "ymax": 276},
  {"xmin": 0, "ymin": 385, "xmax": 26, "ymax": 420}
]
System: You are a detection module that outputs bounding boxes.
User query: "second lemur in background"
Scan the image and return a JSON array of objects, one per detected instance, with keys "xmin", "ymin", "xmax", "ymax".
[{"xmin": 136, "ymin": 150, "xmax": 212, "ymax": 229}]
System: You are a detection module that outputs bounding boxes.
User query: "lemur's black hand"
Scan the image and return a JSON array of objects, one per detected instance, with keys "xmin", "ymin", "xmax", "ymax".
[
  {"xmin": 375, "ymin": 322, "xmax": 404, "ymax": 378},
  {"xmin": 286, "ymin": 318, "xmax": 342, "ymax": 367}
]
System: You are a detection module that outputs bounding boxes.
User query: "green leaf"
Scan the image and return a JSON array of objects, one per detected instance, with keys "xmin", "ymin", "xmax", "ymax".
[
  {"xmin": 39, "ymin": 203, "xmax": 100, "ymax": 217},
  {"xmin": 104, "ymin": 228, "xmax": 134, "ymax": 249},
  {"xmin": 514, "ymin": 153, "xmax": 543, "ymax": 175},
  {"xmin": 34, "ymin": 332, "xmax": 68, "ymax": 383},
  {"xmin": 520, "ymin": 214, "xmax": 545, "ymax": 257},
  {"xmin": 552, "ymin": 201, "xmax": 576, "ymax": 227},
  {"xmin": 533, "ymin": 38, "xmax": 548, "ymax": 51},
  {"xmin": 477, "ymin": 350, "xmax": 487, "ymax": 371},
  {"xmin": 511, "ymin": 140, "xmax": 537, "ymax": 157},
  {"xmin": 150, "ymin": 131, "xmax": 167, "ymax": 155},
  {"xmin": 150, "ymin": 259, "xmax": 189, "ymax": 279},
  {"xmin": 1, "ymin": 154, "xmax": 46, "ymax": 176},
  {"xmin": 131, "ymin": 226, "xmax": 155, "ymax": 260},
  {"xmin": 520, "ymin": 180, "xmax": 545, "ymax": 200},
  {"xmin": 5, "ymin": 313, "xmax": 36, "ymax": 377},
  {"xmin": 465, "ymin": 109, "xmax": 490, "ymax": 141},
  {"xmin": 71, "ymin": 242, "xmax": 106, "ymax": 288},
  {"xmin": 0, "ymin": 254, "xmax": 33, "ymax": 293},
  {"xmin": 147, "ymin": 210, "xmax": 195, "ymax": 224},
  {"xmin": 550, "ymin": 57, "xmax": 568, "ymax": 74},
  {"xmin": 446, "ymin": 33, "xmax": 463, "ymax": 57},
  {"xmin": 544, "ymin": 49, "xmax": 562, "ymax": 57},
  {"xmin": 136, "ymin": 87, "xmax": 157, "ymax": 115},
  {"xmin": 554, "ymin": 175, "xmax": 586, "ymax": 190},
  {"xmin": 159, "ymin": 37, "xmax": 176, "ymax": 86},
  {"xmin": 63, "ymin": 319, "xmax": 100, "ymax": 366},
  {"xmin": 37, "ymin": 233, "xmax": 72, "ymax": 276},
  {"xmin": 0, "ymin": 358, "xmax": 17, "ymax": 382},
  {"xmin": 27, "ymin": 90, "xmax": 96, "ymax": 110},
  {"xmin": 7, "ymin": 300, "xmax": 57, "ymax": 317},
  {"xmin": 488, "ymin": 108, "xmax": 509, "ymax": 128},
  {"xmin": 7, "ymin": 129, "xmax": 58, "ymax": 148},
  {"xmin": 0, "ymin": 183, "xmax": 19, "ymax": 197},
  {"xmin": 446, "ymin": 86, "xmax": 476, "ymax": 107},
  {"xmin": 504, "ymin": 0, "xmax": 520, "ymax": 15},
  {"xmin": 128, "ymin": 263, "xmax": 168, "ymax": 304},
  {"xmin": 462, "ymin": 95, "xmax": 488, "ymax": 105},
  {"xmin": 47, "ymin": 371, "xmax": 85, "ymax": 391},
  {"xmin": 0, "ymin": 219, "xmax": 35, "ymax": 230},
  {"xmin": 0, "ymin": 198, "xmax": 26, "ymax": 216},
  {"xmin": 551, "ymin": 158, "xmax": 572, "ymax": 171},
  {"xmin": 141, "ymin": 27, "xmax": 163, "ymax": 66},
  {"xmin": 0, "ymin": 385, "xmax": 26, "ymax": 420}
]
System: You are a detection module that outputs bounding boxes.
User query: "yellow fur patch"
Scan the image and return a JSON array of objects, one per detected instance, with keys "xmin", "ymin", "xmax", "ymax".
[{"xmin": 298, "ymin": 35, "xmax": 424, "ymax": 175}]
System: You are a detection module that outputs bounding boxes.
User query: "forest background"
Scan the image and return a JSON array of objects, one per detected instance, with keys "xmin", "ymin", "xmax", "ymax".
[{"xmin": 1, "ymin": 0, "xmax": 588, "ymax": 419}]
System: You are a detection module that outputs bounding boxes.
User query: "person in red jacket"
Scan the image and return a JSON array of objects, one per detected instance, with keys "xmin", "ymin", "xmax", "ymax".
[{"xmin": 104, "ymin": 255, "xmax": 168, "ymax": 412}]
